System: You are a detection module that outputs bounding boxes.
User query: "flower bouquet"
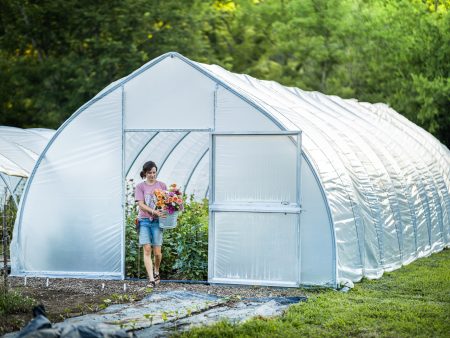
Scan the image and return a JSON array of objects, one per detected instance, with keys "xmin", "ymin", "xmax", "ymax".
[{"xmin": 154, "ymin": 184, "xmax": 184, "ymax": 229}]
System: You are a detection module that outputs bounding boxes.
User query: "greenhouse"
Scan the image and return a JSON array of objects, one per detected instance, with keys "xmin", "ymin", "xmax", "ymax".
[
  {"xmin": 10, "ymin": 52, "xmax": 450, "ymax": 288},
  {"xmin": 0, "ymin": 127, "xmax": 55, "ymax": 207}
]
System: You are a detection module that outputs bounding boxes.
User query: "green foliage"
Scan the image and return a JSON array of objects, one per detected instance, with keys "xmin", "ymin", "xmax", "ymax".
[
  {"xmin": 0, "ymin": 287, "xmax": 36, "ymax": 316},
  {"xmin": 0, "ymin": 193, "xmax": 17, "ymax": 264},
  {"xmin": 103, "ymin": 293, "xmax": 137, "ymax": 306},
  {"xmin": 1, "ymin": 0, "xmax": 448, "ymax": 146},
  {"xmin": 125, "ymin": 208, "xmax": 144, "ymax": 279},
  {"xmin": 125, "ymin": 180, "xmax": 146, "ymax": 279},
  {"xmin": 0, "ymin": 0, "xmax": 211, "ymax": 129},
  {"xmin": 160, "ymin": 196, "xmax": 209, "ymax": 280},
  {"xmin": 179, "ymin": 249, "xmax": 450, "ymax": 338}
]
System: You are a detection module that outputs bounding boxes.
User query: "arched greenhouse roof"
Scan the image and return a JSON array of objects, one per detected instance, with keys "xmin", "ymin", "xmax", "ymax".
[
  {"xmin": 11, "ymin": 52, "xmax": 450, "ymax": 286},
  {"xmin": 0, "ymin": 126, "xmax": 56, "ymax": 177},
  {"xmin": 0, "ymin": 127, "xmax": 55, "ymax": 206}
]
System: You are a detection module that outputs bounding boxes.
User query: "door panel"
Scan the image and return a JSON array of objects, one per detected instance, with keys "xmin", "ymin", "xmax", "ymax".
[{"xmin": 209, "ymin": 132, "xmax": 302, "ymax": 287}]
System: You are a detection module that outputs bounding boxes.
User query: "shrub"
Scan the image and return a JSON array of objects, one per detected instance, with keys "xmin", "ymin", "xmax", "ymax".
[
  {"xmin": 0, "ymin": 287, "xmax": 36, "ymax": 316},
  {"xmin": 125, "ymin": 206, "xmax": 146, "ymax": 279},
  {"xmin": 0, "ymin": 194, "xmax": 17, "ymax": 261},
  {"xmin": 160, "ymin": 196, "xmax": 209, "ymax": 280}
]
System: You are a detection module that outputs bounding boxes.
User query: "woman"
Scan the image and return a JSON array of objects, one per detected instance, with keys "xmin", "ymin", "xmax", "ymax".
[{"xmin": 134, "ymin": 161, "xmax": 167, "ymax": 287}]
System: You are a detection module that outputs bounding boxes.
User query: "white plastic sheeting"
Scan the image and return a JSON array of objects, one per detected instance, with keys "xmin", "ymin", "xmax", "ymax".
[
  {"xmin": 12, "ymin": 90, "xmax": 123, "ymax": 278},
  {"xmin": 124, "ymin": 56, "xmax": 215, "ymax": 130},
  {"xmin": 10, "ymin": 52, "xmax": 449, "ymax": 287},
  {"xmin": 0, "ymin": 137, "xmax": 35, "ymax": 177},
  {"xmin": 0, "ymin": 127, "xmax": 55, "ymax": 207},
  {"xmin": 198, "ymin": 62, "xmax": 449, "ymax": 282},
  {"xmin": 0, "ymin": 126, "xmax": 54, "ymax": 158},
  {"xmin": 213, "ymin": 135, "xmax": 297, "ymax": 204},
  {"xmin": 212, "ymin": 212, "xmax": 299, "ymax": 286},
  {"xmin": 209, "ymin": 133, "xmax": 302, "ymax": 287}
]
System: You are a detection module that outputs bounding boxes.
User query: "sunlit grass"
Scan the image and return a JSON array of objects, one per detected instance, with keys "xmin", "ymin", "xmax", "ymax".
[{"xmin": 179, "ymin": 248, "xmax": 450, "ymax": 337}]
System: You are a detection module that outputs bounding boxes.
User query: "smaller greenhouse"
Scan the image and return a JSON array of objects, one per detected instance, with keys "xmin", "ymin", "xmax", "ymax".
[
  {"xmin": 0, "ymin": 127, "xmax": 55, "ymax": 207},
  {"xmin": 10, "ymin": 52, "xmax": 450, "ymax": 288}
]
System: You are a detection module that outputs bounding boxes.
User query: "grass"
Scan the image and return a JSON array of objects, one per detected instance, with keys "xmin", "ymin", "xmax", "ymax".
[
  {"xmin": 179, "ymin": 248, "xmax": 450, "ymax": 337},
  {"xmin": 0, "ymin": 287, "xmax": 36, "ymax": 316}
]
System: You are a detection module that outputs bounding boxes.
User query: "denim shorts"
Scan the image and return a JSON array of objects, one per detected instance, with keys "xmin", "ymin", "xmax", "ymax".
[{"xmin": 139, "ymin": 218, "xmax": 163, "ymax": 246}]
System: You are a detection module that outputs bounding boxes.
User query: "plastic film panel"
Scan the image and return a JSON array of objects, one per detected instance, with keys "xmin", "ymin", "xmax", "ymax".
[
  {"xmin": 212, "ymin": 212, "xmax": 299, "ymax": 284},
  {"xmin": 125, "ymin": 57, "xmax": 215, "ymax": 130},
  {"xmin": 360, "ymin": 104, "xmax": 434, "ymax": 257},
  {"xmin": 27, "ymin": 128, "xmax": 56, "ymax": 140},
  {"xmin": 214, "ymin": 86, "xmax": 279, "ymax": 132},
  {"xmin": 11, "ymin": 89, "xmax": 123, "ymax": 278},
  {"xmin": 124, "ymin": 132, "xmax": 157, "ymax": 171},
  {"xmin": 126, "ymin": 132, "xmax": 185, "ymax": 182},
  {"xmin": 214, "ymin": 135, "xmax": 297, "ymax": 204},
  {"xmin": 0, "ymin": 153, "xmax": 28, "ymax": 178},
  {"xmin": 309, "ymin": 94, "xmax": 403, "ymax": 270},
  {"xmin": 0, "ymin": 126, "xmax": 50, "ymax": 155},
  {"xmin": 200, "ymin": 63, "xmax": 299, "ymax": 131},
  {"xmin": 300, "ymin": 154, "xmax": 335, "ymax": 285},
  {"xmin": 0, "ymin": 138, "xmax": 35, "ymax": 176},
  {"xmin": 290, "ymin": 93, "xmax": 386, "ymax": 276},
  {"xmin": 332, "ymin": 98, "xmax": 422, "ymax": 265},
  {"xmin": 373, "ymin": 105, "xmax": 450, "ymax": 249},
  {"xmin": 158, "ymin": 133, "xmax": 209, "ymax": 189},
  {"xmin": 185, "ymin": 153, "xmax": 209, "ymax": 199}
]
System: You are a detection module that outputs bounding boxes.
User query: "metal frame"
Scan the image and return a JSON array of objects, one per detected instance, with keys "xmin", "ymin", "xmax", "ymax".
[
  {"xmin": 121, "ymin": 85, "xmax": 126, "ymax": 279},
  {"xmin": 208, "ymin": 133, "xmax": 215, "ymax": 281},
  {"xmin": 0, "ymin": 173, "xmax": 19, "ymax": 208},
  {"xmin": 125, "ymin": 132, "xmax": 159, "ymax": 176},
  {"xmin": 124, "ymin": 129, "xmax": 212, "ymax": 132},
  {"xmin": 19, "ymin": 270, "xmax": 123, "ymax": 279},
  {"xmin": 208, "ymin": 131, "xmax": 302, "ymax": 287}
]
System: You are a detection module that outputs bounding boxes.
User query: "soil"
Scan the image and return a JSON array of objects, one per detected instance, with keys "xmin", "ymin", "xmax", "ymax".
[{"xmin": 1, "ymin": 276, "xmax": 308, "ymax": 335}]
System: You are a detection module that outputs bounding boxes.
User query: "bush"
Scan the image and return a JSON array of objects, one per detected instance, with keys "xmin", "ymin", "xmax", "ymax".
[
  {"xmin": 160, "ymin": 196, "xmax": 209, "ymax": 280},
  {"xmin": 0, "ymin": 287, "xmax": 36, "ymax": 316},
  {"xmin": 125, "ymin": 206, "xmax": 146, "ymax": 279},
  {"xmin": 0, "ymin": 194, "xmax": 17, "ymax": 260}
]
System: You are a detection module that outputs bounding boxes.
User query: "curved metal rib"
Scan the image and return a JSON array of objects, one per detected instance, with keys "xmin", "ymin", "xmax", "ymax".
[{"xmin": 125, "ymin": 132, "xmax": 159, "ymax": 177}]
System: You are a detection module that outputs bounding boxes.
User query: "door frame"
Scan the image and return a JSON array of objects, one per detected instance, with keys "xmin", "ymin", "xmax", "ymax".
[{"xmin": 208, "ymin": 131, "xmax": 302, "ymax": 287}]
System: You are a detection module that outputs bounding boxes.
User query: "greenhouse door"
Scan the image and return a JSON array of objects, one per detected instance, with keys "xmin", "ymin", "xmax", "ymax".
[{"xmin": 209, "ymin": 131, "xmax": 302, "ymax": 287}]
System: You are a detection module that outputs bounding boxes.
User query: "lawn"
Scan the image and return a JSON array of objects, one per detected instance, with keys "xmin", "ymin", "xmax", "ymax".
[{"xmin": 180, "ymin": 248, "xmax": 450, "ymax": 337}]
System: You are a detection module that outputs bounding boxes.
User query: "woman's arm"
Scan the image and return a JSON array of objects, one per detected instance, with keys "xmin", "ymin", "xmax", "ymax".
[{"xmin": 137, "ymin": 200, "xmax": 165, "ymax": 218}]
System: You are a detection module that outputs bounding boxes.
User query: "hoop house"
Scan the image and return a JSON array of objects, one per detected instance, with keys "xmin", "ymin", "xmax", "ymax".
[
  {"xmin": 0, "ymin": 127, "xmax": 55, "ymax": 207},
  {"xmin": 11, "ymin": 53, "xmax": 450, "ymax": 287}
]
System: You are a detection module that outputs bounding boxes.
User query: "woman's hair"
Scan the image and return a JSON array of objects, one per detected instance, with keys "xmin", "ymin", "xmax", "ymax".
[{"xmin": 140, "ymin": 161, "xmax": 158, "ymax": 179}]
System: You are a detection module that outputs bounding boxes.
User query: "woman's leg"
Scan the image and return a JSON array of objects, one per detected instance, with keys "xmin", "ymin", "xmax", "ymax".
[
  {"xmin": 153, "ymin": 246, "xmax": 162, "ymax": 276},
  {"xmin": 150, "ymin": 221, "xmax": 163, "ymax": 282},
  {"xmin": 143, "ymin": 244, "xmax": 155, "ymax": 281}
]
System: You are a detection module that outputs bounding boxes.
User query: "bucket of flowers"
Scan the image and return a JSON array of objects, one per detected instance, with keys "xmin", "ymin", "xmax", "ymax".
[{"xmin": 154, "ymin": 183, "xmax": 184, "ymax": 229}]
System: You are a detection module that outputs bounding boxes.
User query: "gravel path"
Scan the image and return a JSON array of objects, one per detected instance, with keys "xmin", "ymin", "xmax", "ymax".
[
  {"xmin": 8, "ymin": 276, "xmax": 308, "ymax": 299},
  {"xmin": 3, "ymin": 277, "xmax": 309, "ymax": 336}
]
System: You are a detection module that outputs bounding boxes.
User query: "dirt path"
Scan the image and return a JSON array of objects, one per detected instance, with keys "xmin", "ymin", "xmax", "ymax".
[{"xmin": 2, "ymin": 277, "xmax": 308, "ymax": 335}]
